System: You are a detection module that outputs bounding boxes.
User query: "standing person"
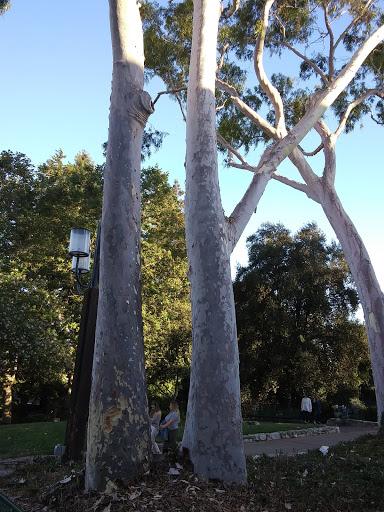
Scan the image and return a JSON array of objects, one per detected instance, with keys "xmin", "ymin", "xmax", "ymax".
[
  {"xmin": 159, "ymin": 401, "xmax": 179, "ymax": 457},
  {"xmin": 301, "ymin": 393, "xmax": 312, "ymax": 423},
  {"xmin": 150, "ymin": 402, "xmax": 162, "ymax": 454},
  {"xmin": 312, "ymin": 396, "xmax": 322, "ymax": 424}
]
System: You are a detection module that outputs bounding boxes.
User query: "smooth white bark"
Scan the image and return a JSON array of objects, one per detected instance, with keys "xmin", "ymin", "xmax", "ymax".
[
  {"xmin": 275, "ymin": 122, "xmax": 384, "ymax": 424},
  {"xmin": 220, "ymin": 12, "xmax": 384, "ymax": 422},
  {"xmin": 85, "ymin": 0, "xmax": 154, "ymax": 492},
  {"xmin": 222, "ymin": 23, "xmax": 384, "ymax": 248},
  {"xmin": 183, "ymin": 0, "xmax": 247, "ymax": 482},
  {"xmin": 319, "ymin": 183, "xmax": 384, "ymax": 424}
]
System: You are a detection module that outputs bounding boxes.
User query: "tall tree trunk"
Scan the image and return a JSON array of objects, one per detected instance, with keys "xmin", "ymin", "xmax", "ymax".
[
  {"xmin": 1, "ymin": 371, "xmax": 16, "ymax": 424},
  {"xmin": 182, "ymin": 0, "xmax": 247, "ymax": 483},
  {"xmin": 85, "ymin": 0, "xmax": 154, "ymax": 493},
  {"xmin": 319, "ymin": 184, "xmax": 384, "ymax": 423}
]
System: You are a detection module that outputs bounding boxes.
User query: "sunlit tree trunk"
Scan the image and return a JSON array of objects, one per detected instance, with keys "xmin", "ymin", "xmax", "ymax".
[
  {"xmin": 319, "ymin": 184, "xmax": 384, "ymax": 422},
  {"xmin": 1, "ymin": 370, "xmax": 16, "ymax": 424},
  {"xmin": 85, "ymin": 0, "xmax": 154, "ymax": 493},
  {"xmin": 182, "ymin": 0, "xmax": 247, "ymax": 483}
]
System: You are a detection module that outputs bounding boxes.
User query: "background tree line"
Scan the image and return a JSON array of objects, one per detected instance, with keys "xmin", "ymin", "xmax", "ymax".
[
  {"xmin": 0, "ymin": 149, "xmax": 191, "ymax": 423},
  {"xmin": 0, "ymin": 149, "xmax": 373, "ymax": 423},
  {"xmin": 234, "ymin": 222, "xmax": 374, "ymax": 417}
]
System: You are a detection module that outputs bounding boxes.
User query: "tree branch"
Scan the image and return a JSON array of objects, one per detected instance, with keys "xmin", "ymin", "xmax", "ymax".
[
  {"xmin": 298, "ymin": 143, "xmax": 324, "ymax": 156},
  {"xmin": 216, "ymin": 78, "xmax": 277, "ymax": 138},
  {"xmin": 254, "ymin": 0, "xmax": 286, "ymax": 135},
  {"xmin": 225, "ymin": 0, "xmax": 240, "ymax": 19},
  {"xmin": 334, "ymin": 0, "xmax": 376, "ymax": 51},
  {"xmin": 272, "ymin": 173, "xmax": 320, "ymax": 202},
  {"xmin": 334, "ymin": 89, "xmax": 384, "ymax": 139},
  {"xmin": 324, "ymin": 3, "xmax": 335, "ymax": 81},
  {"xmin": 269, "ymin": 39, "xmax": 329, "ymax": 86},
  {"xmin": 217, "ymin": 133, "xmax": 249, "ymax": 166},
  {"xmin": 217, "ymin": 42, "xmax": 230, "ymax": 74},
  {"xmin": 174, "ymin": 91, "xmax": 187, "ymax": 122},
  {"xmin": 314, "ymin": 119, "xmax": 336, "ymax": 185},
  {"xmin": 152, "ymin": 87, "xmax": 187, "ymax": 106},
  {"xmin": 226, "ymin": 23, "xmax": 384, "ymax": 248}
]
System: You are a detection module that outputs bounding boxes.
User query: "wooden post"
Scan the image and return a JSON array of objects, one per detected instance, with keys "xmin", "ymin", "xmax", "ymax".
[{"xmin": 63, "ymin": 287, "xmax": 98, "ymax": 461}]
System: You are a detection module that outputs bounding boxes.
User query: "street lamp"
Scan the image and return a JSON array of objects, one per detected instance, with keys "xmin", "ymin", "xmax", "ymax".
[
  {"xmin": 69, "ymin": 224, "xmax": 100, "ymax": 294},
  {"xmin": 64, "ymin": 222, "xmax": 100, "ymax": 461}
]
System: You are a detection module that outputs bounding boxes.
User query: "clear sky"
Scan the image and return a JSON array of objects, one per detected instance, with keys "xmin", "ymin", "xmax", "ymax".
[{"xmin": 1, "ymin": 1, "xmax": 383, "ymax": 306}]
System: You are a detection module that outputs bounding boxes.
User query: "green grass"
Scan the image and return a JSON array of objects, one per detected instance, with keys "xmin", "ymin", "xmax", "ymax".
[
  {"xmin": 242, "ymin": 422, "xmax": 318, "ymax": 435},
  {"xmin": 0, "ymin": 421, "xmax": 320, "ymax": 459},
  {"xmin": 0, "ymin": 421, "xmax": 66, "ymax": 459}
]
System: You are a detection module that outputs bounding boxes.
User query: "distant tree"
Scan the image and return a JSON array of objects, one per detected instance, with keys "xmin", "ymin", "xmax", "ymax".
[
  {"xmin": 0, "ymin": 149, "xmax": 103, "ymax": 422},
  {"xmin": 0, "ymin": 148, "xmax": 190, "ymax": 424},
  {"xmin": 0, "ymin": 0, "xmax": 10, "ymax": 15},
  {"xmin": 141, "ymin": 166, "xmax": 191, "ymax": 399},
  {"xmin": 0, "ymin": 275, "xmax": 70, "ymax": 423},
  {"xmin": 234, "ymin": 223, "xmax": 372, "ymax": 407}
]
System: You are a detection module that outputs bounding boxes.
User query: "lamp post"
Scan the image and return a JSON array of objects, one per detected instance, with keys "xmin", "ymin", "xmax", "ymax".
[{"xmin": 64, "ymin": 222, "xmax": 100, "ymax": 461}]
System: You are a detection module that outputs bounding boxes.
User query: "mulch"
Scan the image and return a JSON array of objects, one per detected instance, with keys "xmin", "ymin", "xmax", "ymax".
[{"xmin": 0, "ymin": 455, "xmax": 261, "ymax": 512}]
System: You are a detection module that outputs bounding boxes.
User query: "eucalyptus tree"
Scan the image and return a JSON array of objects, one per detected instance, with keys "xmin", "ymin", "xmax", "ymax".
[
  {"xmin": 142, "ymin": 0, "xmax": 384, "ymax": 480},
  {"xmin": 219, "ymin": 0, "xmax": 384, "ymax": 424},
  {"xmin": 234, "ymin": 222, "xmax": 372, "ymax": 407},
  {"xmin": 85, "ymin": 0, "xmax": 154, "ymax": 492}
]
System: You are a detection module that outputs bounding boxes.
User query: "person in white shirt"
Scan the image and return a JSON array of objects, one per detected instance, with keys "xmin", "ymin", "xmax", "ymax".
[
  {"xmin": 301, "ymin": 394, "xmax": 312, "ymax": 423},
  {"xmin": 150, "ymin": 402, "xmax": 162, "ymax": 454}
]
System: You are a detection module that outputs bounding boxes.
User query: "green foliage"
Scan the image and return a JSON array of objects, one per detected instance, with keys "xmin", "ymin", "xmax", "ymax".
[
  {"xmin": 141, "ymin": 166, "xmax": 191, "ymax": 398},
  {"xmin": 0, "ymin": 152, "xmax": 191, "ymax": 414},
  {"xmin": 0, "ymin": 150, "xmax": 103, "ymax": 417},
  {"xmin": 142, "ymin": 0, "xmax": 192, "ymax": 97},
  {"xmin": 234, "ymin": 222, "xmax": 372, "ymax": 407},
  {"xmin": 144, "ymin": 0, "xmax": 384, "ymax": 159},
  {"xmin": 142, "ymin": 127, "xmax": 167, "ymax": 161},
  {"xmin": 0, "ymin": 0, "xmax": 10, "ymax": 15}
]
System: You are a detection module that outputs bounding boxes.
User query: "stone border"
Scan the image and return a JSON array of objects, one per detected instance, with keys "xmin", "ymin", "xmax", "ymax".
[{"xmin": 243, "ymin": 425, "xmax": 340, "ymax": 443}]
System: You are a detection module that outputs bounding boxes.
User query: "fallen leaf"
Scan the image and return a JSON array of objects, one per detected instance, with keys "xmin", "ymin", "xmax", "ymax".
[
  {"xmin": 129, "ymin": 491, "xmax": 142, "ymax": 500},
  {"xmin": 59, "ymin": 476, "xmax": 72, "ymax": 484},
  {"xmin": 101, "ymin": 505, "xmax": 111, "ymax": 512},
  {"xmin": 18, "ymin": 478, "xmax": 26, "ymax": 484},
  {"xmin": 285, "ymin": 503, "xmax": 292, "ymax": 510}
]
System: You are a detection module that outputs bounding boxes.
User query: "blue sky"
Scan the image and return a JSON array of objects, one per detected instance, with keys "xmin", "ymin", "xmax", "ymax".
[{"xmin": 1, "ymin": 1, "xmax": 383, "ymax": 304}]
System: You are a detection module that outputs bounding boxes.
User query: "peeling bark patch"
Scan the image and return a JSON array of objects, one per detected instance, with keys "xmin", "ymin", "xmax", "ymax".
[
  {"xmin": 103, "ymin": 396, "xmax": 129, "ymax": 434},
  {"xmin": 369, "ymin": 312, "xmax": 379, "ymax": 333},
  {"xmin": 104, "ymin": 405, "xmax": 122, "ymax": 433}
]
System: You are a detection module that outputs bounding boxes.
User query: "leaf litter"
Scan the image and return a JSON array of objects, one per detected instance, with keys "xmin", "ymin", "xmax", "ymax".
[{"xmin": 0, "ymin": 432, "xmax": 384, "ymax": 511}]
